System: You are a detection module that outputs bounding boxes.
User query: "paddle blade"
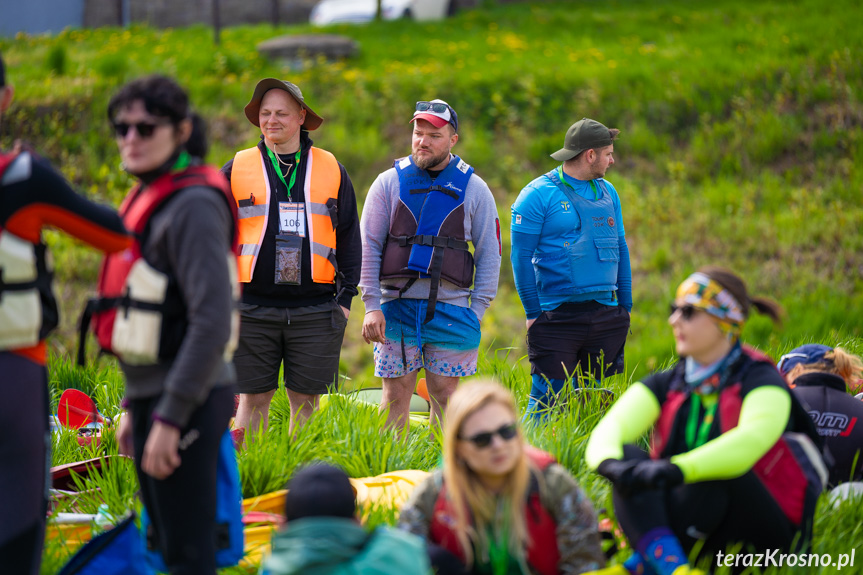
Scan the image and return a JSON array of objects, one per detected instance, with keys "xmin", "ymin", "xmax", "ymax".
[
  {"xmin": 415, "ymin": 377, "xmax": 430, "ymax": 402},
  {"xmin": 58, "ymin": 389, "xmax": 103, "ymax": 429}
]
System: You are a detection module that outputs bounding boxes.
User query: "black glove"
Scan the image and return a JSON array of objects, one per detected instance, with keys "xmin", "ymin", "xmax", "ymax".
[
  {"xmin": 629, "ymin": 459, "xmax": 684, "ymax": 492},
  {"xmin": 596, "ymin": 458, "xmax": 641, "ymax": 494}
]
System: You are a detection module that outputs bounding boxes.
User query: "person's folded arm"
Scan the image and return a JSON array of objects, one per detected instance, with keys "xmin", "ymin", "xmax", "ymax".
[
  {"xmin": 671, "ymin": 386, "xmax": 790, "ymax": 482},
  {"xmin": 585, "ymin": 382, "xmax": 661, "ymax": 469}
]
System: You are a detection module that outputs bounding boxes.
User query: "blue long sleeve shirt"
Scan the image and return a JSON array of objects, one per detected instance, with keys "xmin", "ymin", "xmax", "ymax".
[{"xmin": 511, "ymin": 168, "xmax": 632, "ymax": 319}]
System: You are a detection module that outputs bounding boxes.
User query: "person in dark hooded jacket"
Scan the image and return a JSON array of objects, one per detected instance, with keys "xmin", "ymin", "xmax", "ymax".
[{"xmin": 261, "ymin": 463, "xmax": 429, "ymax": 575}]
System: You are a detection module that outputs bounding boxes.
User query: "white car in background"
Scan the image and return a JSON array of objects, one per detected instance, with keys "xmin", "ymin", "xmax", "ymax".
[{"xmin": 310, "ymin": 0, "xmax": 451, "ymax": 25}]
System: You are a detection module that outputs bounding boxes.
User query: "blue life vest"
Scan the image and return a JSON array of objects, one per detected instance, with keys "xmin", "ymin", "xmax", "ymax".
[
  {"xmin": 141, "ymin": 429, "xmax": 244, "ymax": 570},
  {"xmin": 539, "ymin": 169, "xmax": 619, "ymax": 296},
  {"xmin": 58, "ymin": 512, "xmax": 153, "ymax": 575},
  {"xmin": 380, "ymin": 155, "xmax": 475, "ymax": 322}
]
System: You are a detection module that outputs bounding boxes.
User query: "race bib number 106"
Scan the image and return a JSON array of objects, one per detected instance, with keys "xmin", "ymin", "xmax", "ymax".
[{"xmin": 279, "ymin": 202, "xmax": 306, "ymax": 237}]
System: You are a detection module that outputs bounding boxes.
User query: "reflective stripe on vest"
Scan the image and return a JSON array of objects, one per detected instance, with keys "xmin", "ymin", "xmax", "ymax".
[
  {"xmin": 304, "ymin": 147, "xmax": 340, "ymax": 284},
  {"xmin": 230, "ymin": 146, "xmax": 340, "ymax": 283},
  {"xmin": 231, "ymin": 148, "xmax": 271, "ymax": 282}
]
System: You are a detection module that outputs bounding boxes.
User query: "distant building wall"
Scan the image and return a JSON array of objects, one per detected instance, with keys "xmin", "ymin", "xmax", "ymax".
[
  {"xmin": 82, "ymin": 0, "xmax": 317, "ymax": 29},
  {"xmin": 4, "ymin": 0, "xmax": 498, "ymax": 36},
  {"xmin": 1, "ymin": 0, "xmax": 84, "ymax": 36}
]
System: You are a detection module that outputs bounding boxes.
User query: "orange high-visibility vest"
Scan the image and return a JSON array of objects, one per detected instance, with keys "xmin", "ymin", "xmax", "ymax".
[{"xmin": 230, "ymin": 146, "xmax": 341, "ymax": 284}]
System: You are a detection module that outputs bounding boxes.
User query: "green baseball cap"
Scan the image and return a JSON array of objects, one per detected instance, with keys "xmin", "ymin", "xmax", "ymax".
[
  {"xmin": 244, "ymin": 78, "xmax": 323, "ymax": 130},
  {"xmin": 550, "ymin": 118, "xmax": 617, "ymax": 161}
]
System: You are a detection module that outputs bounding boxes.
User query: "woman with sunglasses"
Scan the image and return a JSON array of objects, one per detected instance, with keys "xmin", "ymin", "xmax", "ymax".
[
  {"xmin": 399, "ymin": 380, "xmax": 605, "ymax": 575},
  {"xmin": 102, "ymin": 75, "xmax": 240, "ymax": 574},
  {"xmin": 584, "ymin": 267, "xmax": 826, "ymax": 575},
  {"xmin": 778, "ymin": 344, "xmax": 863, "ymax": 487}
]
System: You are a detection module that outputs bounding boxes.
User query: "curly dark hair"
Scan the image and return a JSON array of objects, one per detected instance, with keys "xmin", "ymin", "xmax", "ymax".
[
  {"xmin": 107, "ymin": 75, "xmax": 189, "ymax": 124},
  {"xmin": 108, "ymin": 75, "xmax": 209, "ymax": 160}
]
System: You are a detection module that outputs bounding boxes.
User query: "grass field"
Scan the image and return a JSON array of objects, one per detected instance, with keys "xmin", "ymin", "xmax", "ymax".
[
  {"xmin": 2, "ymin": 0, "xmax": 862, "ymax": 572},
  {"xmin": 1, "ymin": 0, "xmax": 861, "ymax": 386}
]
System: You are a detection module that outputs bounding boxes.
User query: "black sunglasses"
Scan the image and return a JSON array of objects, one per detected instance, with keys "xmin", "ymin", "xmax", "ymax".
[
  {"xmin": 415, "ymin": 101, "xmax": 450, "ymax": 114},
  {"xmin": 460, "ymin": 422, "xmax": 518, "ymax": 449},
  {"xmin": 669, "ymin": 303, "xmax": 700, "ymax": 321},
  {"xmin": 112, "ymin": 120, "xmax": 170, "ymax": 139}
]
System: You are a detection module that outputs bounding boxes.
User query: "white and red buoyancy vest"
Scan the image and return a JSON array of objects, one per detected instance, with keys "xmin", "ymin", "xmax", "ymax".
[
  {"xmin": 0, "ymin": 152, "xmax": 59, "ymax": 351},
  {"xmin": 78, "ymin": 166, "xmax": 239, "ymax": 366}
]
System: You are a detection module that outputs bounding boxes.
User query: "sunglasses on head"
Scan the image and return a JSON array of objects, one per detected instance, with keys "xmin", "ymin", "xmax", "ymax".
[
  {"xmin": 112, "ymin": 120, "xmax": 170, "ymax": 139},
  {"xmin": 460, "ymin": 422, "xmax": 518, "ymax": 449},
  {"xmin": 415, "ymin": 101, "xmax": 451, "ymax": 115},
  {"xmin": 669, "ymin": 303, "xmax": 700, "ymax": 321}
]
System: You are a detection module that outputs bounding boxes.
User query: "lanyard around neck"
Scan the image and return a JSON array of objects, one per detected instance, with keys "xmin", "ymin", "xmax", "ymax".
[
  {"xmin": 557, "ymin": 165, "xmax": 599, "ymax": 200},
  {"xmin": 685, "ymin": 393, "xmax": 718, "ymax": 451},
  {"xmin": 266, "ymin": 146, "xmax": 301, "ymax": 194}
]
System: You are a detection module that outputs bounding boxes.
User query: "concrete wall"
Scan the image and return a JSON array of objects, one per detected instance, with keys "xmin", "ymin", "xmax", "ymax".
[
  {"xmin": 1, "ymin": 0, "xmax": 84, "ymax": 36},
  {"xmin": 82, "ymin": 0, "xmax": 318, "ymax": 28},
  {"xmin": 3, "ymin": 0, "xmax": 507, "ymax": 36}
]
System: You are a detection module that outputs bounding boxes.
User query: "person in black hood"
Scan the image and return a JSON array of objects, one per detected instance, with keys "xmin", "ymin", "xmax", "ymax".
[{"xmin": 779, "ymin": 343, "xmax": 863, "ymax": 487}]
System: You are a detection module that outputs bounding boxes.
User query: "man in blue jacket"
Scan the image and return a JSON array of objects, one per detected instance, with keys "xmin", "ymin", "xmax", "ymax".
[{"xmin": 511, "ymin": 118, "xmax": 632, "ymax": 420}]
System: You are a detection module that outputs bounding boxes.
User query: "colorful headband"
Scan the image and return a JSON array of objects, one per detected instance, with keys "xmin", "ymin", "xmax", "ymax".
[{"xmin": 675, "ymin": 272, "xmax": 746, "ymax": 338}]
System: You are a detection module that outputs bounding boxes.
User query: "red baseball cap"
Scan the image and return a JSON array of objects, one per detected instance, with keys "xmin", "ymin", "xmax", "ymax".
[{"xmin": 410, "ymin": 99, "xmax": 458, "ymax": 132}]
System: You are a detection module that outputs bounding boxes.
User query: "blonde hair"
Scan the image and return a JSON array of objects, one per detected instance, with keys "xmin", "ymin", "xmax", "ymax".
[
  {"xmin": 788, "ymin": 347, "xmax": 863, "ymax": 388},
  {"xmin": 442, "ymin": 380, "xmax": 531, "ymax": 568}
]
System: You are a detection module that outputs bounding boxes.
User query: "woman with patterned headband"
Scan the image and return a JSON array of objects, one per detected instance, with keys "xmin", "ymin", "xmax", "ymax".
[{"xmin": 583, "ymin": 266, "xmax": 827, "ymax": 575}]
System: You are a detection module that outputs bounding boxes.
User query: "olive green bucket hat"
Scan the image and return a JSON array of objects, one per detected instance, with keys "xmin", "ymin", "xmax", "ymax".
[
  {"xmin": 550, "ymin": 118, "xmax": 617, "ymax": 161},
  {"xmin": 244, "ymin": 78, "xmax": 324, "ymax": 130}
]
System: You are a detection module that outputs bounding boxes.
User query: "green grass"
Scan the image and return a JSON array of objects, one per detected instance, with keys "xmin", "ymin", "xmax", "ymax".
[
  {"xmin": 2, "ymin": 0, "xmax": 861, "ymax": 387},
  {"xmin": 44, "ymin": 339, "xmax": 863, "ymax": 574}
]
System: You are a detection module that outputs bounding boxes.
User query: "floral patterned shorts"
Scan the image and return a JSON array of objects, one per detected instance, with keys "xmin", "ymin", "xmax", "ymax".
[{"xmin": 373, "ymin": 299, "xmax": 481, "ymax": 378}]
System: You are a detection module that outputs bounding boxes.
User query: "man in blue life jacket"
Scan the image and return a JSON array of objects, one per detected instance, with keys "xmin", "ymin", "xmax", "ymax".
[
  {"xmin": 511, "ymin": 118, "xmax": 632, "ymax": 421},
  {"xmin": 360, "ymin": 99, "xmax": 501, "ymax": 435}
]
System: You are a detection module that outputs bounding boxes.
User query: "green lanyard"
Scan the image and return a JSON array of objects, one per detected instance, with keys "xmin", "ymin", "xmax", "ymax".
[
  {"xmin": 172, "ymin": 150, "xmax": 191, "ymax": 171},
  {"xmin": 557, "ymin": 165, "xmax": 599, "ymax": 200},
  {"xmin": 266, "ymin": 146, "xmax": 300, "ymax": 196},
  {"xmin": 685, "ymin": 393, "xmax": 718, "ymax": 450}
]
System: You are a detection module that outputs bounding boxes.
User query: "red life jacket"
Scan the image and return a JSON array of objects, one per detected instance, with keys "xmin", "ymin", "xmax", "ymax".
[
  {"xmin": 428, "ymin": 447, "xmax": 561, "ymax": 575},
  {"xmin": 651, "ymin": 347, "xmax": 827, "ymax": 526},
  {"xmin": 0, "ymin": 152, "xmax": 58, "ymax": 351},
  {"xmin": 77, "ymin": 165, "xmax": 238, "ymax": 366}
]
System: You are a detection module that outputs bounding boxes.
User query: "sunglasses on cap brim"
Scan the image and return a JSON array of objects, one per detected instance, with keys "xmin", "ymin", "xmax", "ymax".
[{"xmin": 415, "ymin": 101, "xmax": 451, "ymax": 115}]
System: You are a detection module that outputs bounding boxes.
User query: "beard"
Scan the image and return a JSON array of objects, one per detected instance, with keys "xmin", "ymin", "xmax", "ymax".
[{"xmin": 413, "ymin": 148, "xmax": 450, "ymax": 171}]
